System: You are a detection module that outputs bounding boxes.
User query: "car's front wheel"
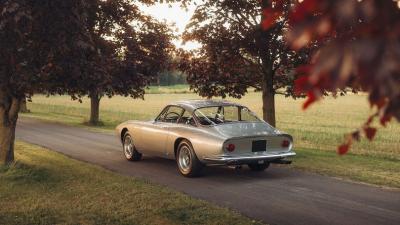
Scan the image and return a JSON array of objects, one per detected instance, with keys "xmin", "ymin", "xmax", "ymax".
[
  {"xmin": 177, "ymin": 140, "xmax": 203, "ymax": 177},
  {"xmin": 248, "ymin": 162, "xmax": 270, "ymax": 171},
  {"xmin": 123, "ymin": 133, "xmax": 142, "ymax": 161}
]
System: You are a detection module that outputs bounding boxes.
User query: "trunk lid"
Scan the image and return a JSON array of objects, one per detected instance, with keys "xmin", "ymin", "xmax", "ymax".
[{"xmin": 209, "ymin": 122, "xmax": 293, "ymax": 155}]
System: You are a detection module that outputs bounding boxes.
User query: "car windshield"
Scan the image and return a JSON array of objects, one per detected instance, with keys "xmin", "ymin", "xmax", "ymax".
[{"xmin": 194, "ymin": 105, "xmax": 260, "ymax": 125}]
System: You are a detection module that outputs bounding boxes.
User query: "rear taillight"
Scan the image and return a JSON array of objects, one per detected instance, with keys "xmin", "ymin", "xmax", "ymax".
[
  {"xmin": 226, "ymin": 144, "xmax": 235, "ymax": 152},
  {"xmin": 281, "ymin": 140, "xmax": 290, "ymax": 148}
]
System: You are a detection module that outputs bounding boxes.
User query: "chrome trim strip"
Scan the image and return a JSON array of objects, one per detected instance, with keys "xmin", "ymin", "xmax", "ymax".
[{"xmin": 203, "ymin": 151, "xmax": 296, "ymax": 163}]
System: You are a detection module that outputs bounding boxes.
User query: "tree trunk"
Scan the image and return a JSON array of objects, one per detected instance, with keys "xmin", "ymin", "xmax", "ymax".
[
  {"xmin": 89, "ymin": 92, "xmax": 101, "ymax": 125},
  {"xmin": 19, "ymin": 97, "xmax": 30, "ymax": 113},
  {"xmin": 262, "ymin": 77, "xmax": 276, "ymax": 127},
  {"xmin": 259, "ymin": 0, "xmax": 276, "ymax": 127},
  {"xmin": 0, "ymin": 120, "xmax": 17, "ymax": 164},
  {"xmin": 0, "ymin": 91, "xmax": 20, "ymax": 165}
]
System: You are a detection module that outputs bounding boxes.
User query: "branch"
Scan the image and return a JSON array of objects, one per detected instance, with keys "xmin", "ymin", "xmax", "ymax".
[{"xmin": 236, "ymin": 10, "xmax": 256, "ymax": 27}]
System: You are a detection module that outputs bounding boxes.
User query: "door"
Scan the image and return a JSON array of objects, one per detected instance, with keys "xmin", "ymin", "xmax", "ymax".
[{"xmin": 138, "ymin": 106, "xmax": 184, "ymax": 156}]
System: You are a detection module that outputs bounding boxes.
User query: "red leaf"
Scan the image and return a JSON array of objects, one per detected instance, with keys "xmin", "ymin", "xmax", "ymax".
[
  {"xmin": 366, "ymin": 115, "xmax": 374, "ymax": 126},
  {"xmin": 262, "ymin": 17, "xmax": 275, "ymax": 30},
  {"xmin": 302, "ymin": 91, "xmax": 317, "ymax": 110},
  {"xmin": 380, "ymin": 114, "xmax": 392, "ymax": 127},
  {"xmin": 364, "ymin": 127, "xmax": 377, "ymax": 141},
  {"xmin": 294, "ymin": 76, "xmax": 309, "ymax": 95},
  {"xmin": 289, "ymin": 0, "xmax": 319, "ymax": 24},
  {"xmin": 338, "ymin": 143, "xmax": 351, "ymax": 155},
  {"xmin": 369, "ymin": 96, "xmax": 387, "ymax": 109},
  {"xmin": 262, "ymin": 8, "xmax": 281, "ymax": 30}
]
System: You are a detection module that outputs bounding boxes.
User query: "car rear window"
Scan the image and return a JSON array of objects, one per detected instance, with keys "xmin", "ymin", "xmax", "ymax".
[{"xmin": 194, "ymin": 106, "xmax": 260, "ymax": 125}]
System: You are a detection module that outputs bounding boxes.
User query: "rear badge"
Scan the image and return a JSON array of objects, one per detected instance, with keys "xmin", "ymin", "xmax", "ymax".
[{"xmin": 258, "ymin": 160, "xmax": 264, "ymax": 164}]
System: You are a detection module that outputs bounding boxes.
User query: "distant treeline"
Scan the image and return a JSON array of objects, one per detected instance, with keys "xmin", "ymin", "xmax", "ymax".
[{"xmin": 153, "ymin": 70, "xmax": 187, "ymax": 86}]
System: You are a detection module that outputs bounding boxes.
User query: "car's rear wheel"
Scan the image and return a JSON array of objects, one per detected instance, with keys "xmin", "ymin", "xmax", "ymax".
[
  {"xmin": 248, "ymin": 162, "xmax": 270, "ymax": 171},
  {"xmin": 123, "ymin": 133, "xmax": 142, "ymax": 161},
  {"xmin": 177, "ymin": 140, "xmax": 203, "ymax": 177}
]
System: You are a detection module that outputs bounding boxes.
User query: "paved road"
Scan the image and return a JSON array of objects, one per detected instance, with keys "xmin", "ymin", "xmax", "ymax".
[{"xmin": 16, "ymin": 118, "xmax": 400, "ymax": 225}]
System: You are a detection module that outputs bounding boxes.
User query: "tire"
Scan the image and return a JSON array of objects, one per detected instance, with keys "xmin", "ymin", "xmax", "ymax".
[
  {"xmin": 123, "ymin": 133, "xmax": 142, "ymax": 161},
  {"xmin": 248, "ymin": 162, "xmax": 270, "ymax": 171},
  {"xmin": 176, "ymin": 140, "xmax": 203, "ymax": 177}
]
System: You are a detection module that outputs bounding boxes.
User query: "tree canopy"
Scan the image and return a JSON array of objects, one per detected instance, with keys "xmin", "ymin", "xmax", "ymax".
[
  {"xmin": 0, "ymin": 0, "xmax": 95, "ymax": 163},
  {"xmin": 179, "ymin": 0, "xmax": 310, "ymax": 126},
  {"xmin": 0, "ymin": 0, "xmax": 174, "ymax": 163},
  {"xmin": 73, "ymin": 0, "xmax": 175, "ymax": 124}
]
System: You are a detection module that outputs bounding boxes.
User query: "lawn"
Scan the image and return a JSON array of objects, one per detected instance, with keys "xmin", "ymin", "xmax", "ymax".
[
  {"xmin": 22, "ymin": 86, "xmax": 400, "ymax": 188},
  {"xmin": 0, "ymin": 141, "xmax": 261, "ymax": 225}
]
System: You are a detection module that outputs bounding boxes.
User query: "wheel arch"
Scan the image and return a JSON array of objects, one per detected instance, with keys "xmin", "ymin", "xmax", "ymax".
[
  {"xmin": 121, "ymin": 128, "xmax": 129, "ymax": 142},
  {"xmin": 174, "ymin": 137, "xmax": 189, "ymax": 158}
]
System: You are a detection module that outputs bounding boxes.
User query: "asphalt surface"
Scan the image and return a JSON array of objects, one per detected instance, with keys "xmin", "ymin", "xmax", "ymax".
[{"xmin": 16, "ymin": 118, "xmax": 400, "ymax": 225}]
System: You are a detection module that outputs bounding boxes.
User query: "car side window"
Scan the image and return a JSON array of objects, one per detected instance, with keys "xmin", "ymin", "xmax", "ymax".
[
  {"xmin": 163, "ymin": 106, "xmax": 184, "ymax": 123},
  {"xmin": 178, "ymin": 110, "xmax": 196, "ymax": 126},
  {"xmin": 155, "ymin": 106, "xmax": 169, "ymax": 122},
  {"xmin": 223, "ymin": 106, "xmax": 239, "ymax": 122}
]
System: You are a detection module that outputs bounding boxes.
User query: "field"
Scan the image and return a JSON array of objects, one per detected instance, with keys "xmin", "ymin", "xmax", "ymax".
[
  {"xmin": 0, "ymin": 141, "xmax": 260, "ymax": 225},
  {"xmin": 22, "ymin": 86, "xmax": 400, "ymax": 188}
]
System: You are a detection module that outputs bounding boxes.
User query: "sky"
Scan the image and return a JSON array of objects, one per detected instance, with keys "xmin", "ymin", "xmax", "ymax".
[{"xmin": 140, "ymin": 2, "xmax": 201, "ymax": 50}]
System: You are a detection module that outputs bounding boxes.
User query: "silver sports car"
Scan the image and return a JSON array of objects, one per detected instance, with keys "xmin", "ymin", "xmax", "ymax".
[{"xmin": 116, "ymin": 100, "xmax": 296, "ymax": 177}]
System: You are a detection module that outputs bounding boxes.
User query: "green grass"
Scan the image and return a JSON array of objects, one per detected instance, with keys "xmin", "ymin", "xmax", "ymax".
[
  {"xmin": 0, "ymin": 141, "xmax": 262, "ymax": 225},
  {"xmin": 21, "ymin": 87, "xmax": 400, "ymax": 188},
  {"xmin": 291, "ymin": 148, "xmax": 400, "ymax": 188}
]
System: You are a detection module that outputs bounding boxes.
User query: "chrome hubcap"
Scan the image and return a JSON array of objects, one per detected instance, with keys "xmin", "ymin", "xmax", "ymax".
[
  {"xmin": 178, "ymin": 146, "xmax": 191, "ymax": 172},
  {"xmin": 124, "ymin": 136, "xmax": 134, "ymax": 158}
]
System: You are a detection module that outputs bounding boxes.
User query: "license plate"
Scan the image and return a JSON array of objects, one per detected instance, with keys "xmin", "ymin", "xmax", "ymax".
[{"xmin": 252, "ymin": 140, "xmax": 266, "ymax": 152}]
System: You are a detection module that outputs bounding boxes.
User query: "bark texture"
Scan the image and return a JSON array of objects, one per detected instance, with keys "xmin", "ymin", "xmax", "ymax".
[
  {"xmin": 0, "ymin": 90, "xmax": 20, "ymax": 165},
  {"xmin": 89, "ymin": 92, "xmax": 101, "ymax": 125},
  {"xmin": 262, "ymin": 77, "xmax": 276, "ymax": 127}
]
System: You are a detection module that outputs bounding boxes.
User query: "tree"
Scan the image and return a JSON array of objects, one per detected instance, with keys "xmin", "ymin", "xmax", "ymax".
[
  {"xmin": 77, "ymin": 0, "xmax": 174, "ymax": 125},
  {"xmin": 179, "ymin": 0, "xmax": 309, "ymax": 126},
  {"xmin": 0, "ymin": 0, "xmax": 93, "ymax": 164},
  {"xmin": 264, "ymin": 0, "xmax": 400, "ymax": 153}
]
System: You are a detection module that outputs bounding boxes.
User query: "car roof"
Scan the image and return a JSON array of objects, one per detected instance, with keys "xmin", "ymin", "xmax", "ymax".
[{"xmin": 170, "ymin": 99, "xmax": 244, "ymax": 113}]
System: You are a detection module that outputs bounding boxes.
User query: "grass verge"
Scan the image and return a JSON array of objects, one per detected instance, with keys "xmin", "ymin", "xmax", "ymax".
[
  {"xmin": 291, "ymin": 148, "xmax": 400, "ymax": 188},
  {"xmin": 0, "ymin": 141, "xmax": 262, "ymax": 225}
]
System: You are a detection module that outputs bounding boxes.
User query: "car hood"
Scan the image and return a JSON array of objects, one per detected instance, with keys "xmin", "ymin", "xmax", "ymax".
[{"xmin": 209, "ymin": 122, "xmax": 281, "ymax": 139}]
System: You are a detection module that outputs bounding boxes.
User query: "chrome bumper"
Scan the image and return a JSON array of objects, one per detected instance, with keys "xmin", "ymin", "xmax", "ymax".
[{"xmin": 203, "ymin": 151, "xmax": 296, "ymax": 165}]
